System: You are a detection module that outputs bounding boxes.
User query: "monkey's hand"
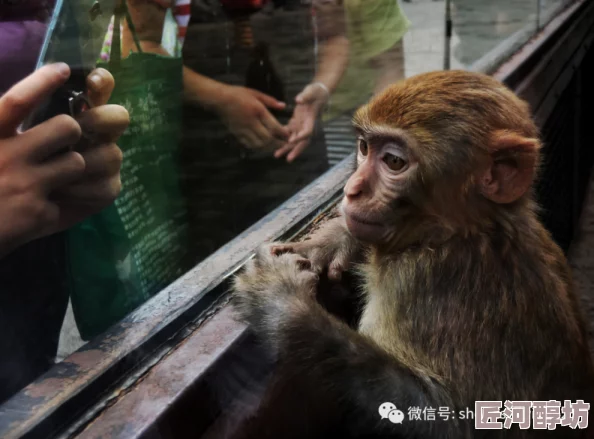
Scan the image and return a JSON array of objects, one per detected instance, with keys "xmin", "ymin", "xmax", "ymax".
[
  {"xmin": 233, "ymin": 245, "xmax": 319, "ymax": 346},
  {"xmin": 270, "ymin": 217, "xmax": 360, "ymax": 281}
]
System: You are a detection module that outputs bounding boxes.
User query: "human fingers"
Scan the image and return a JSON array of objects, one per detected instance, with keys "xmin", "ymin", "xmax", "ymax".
[
  {"xmin": 86, "ymin": 68, "xmax": 116, "ymax": 107},
  {"xmin": 77, "ymin": 104, "xmax": 130, "ymax": 143},
  {"xmin": 0, "ymin": 63, "xmax": 70, "ymax": 138},
  {"xmin": 286, "ymin": 139, "xmax": 310, "ymax": 163},
  {"xmin": 76, "ymin": 142, "xmax": 123, "ymax": 178},
  {"xmin": 37, "ymin": 150, "xmax": 86, "ymax": 192},
  {"xmin": 260, "ymin": 110, "xmax": 290, "ymax": 142},
  {"xmin": 20, "ymin": 114, "xmax": 82, "ymax": 162}
]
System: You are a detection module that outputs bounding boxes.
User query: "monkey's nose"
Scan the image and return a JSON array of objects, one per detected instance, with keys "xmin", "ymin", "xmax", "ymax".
[
  {"xmin": 344, "ymin": 176, "xmax": 365, "ymax": 199},
  {"xmin": 345, "ymin": 188, "xmax": 361, "ymax": 199}
]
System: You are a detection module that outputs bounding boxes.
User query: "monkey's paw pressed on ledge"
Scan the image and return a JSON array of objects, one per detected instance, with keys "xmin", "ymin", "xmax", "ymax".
[
  {"xmin": 269, "ymin": 217, "xmax": 360, "ymax": 282},
  {"xmin": 232, "ymin": 245, "xmax": 319, "ymax": 336}
]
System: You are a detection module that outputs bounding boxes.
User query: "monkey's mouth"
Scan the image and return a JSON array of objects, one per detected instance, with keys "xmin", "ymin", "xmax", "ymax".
[
  {"xmin": 343, "ymin": 211, "xmax": 385, "ymax": 242},
  {"xmin": 346, "ymin": 213, "xmax": 383, "ymax": 226}
]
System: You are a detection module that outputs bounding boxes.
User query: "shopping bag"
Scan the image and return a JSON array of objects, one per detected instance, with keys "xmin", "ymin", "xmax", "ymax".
[{"xmin": 68, "ymin": 1, "xmax": 189, "ymax": 340}]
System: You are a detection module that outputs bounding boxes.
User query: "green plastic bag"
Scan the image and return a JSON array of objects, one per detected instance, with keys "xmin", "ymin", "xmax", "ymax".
[{"xmin": 68, "ymin": 3, "xmax": 189, "ymax": 340}]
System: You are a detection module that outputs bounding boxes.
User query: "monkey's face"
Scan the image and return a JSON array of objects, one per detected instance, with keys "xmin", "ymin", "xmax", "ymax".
[
  {"xmin": 343, "ymin": 71, "xmax": 544, "ymax": 244},
  {"xmin": 340, "ymin": 127, "xmax": 418, "ymax": 243}
]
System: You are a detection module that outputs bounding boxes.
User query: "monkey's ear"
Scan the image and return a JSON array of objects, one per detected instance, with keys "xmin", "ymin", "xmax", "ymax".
[{"xmin": 480, "ymin": 131, "xmax": 540, "ymax": 204}]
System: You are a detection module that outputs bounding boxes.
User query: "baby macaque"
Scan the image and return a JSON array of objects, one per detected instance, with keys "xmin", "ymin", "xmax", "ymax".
[{"xmin": 232, "ymin": 70, "xmax": 594, "ymax": 438}]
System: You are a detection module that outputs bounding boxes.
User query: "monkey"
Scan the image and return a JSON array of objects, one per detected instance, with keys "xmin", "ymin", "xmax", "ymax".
[{"xmin": 231, "ymin": 70, "xmax": 594, "ymax": 438}]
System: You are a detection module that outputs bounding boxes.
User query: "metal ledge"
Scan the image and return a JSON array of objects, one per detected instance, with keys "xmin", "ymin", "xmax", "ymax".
[{"xmin": 0, "ymin": 160, "xmax": 350, "ymax": 439}]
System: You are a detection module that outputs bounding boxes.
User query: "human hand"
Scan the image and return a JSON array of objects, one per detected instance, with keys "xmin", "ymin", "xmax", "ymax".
[
  {"xmin": 51, "ymin": 67, "xmax": 129, "ymax": 228},
  {"xmin": 274, "ymin": 82, "xmax": 329, "ymax": 162},
  {"xmin": 216, "ymin": 85, "xmax": 290, "ymax": 150},
  {"xmin": 0, "ymin": 64, "xmax": 128, "ymax": 257}
]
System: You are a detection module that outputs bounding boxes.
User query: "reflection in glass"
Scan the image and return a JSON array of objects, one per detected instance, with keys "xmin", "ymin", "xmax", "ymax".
[
  {"xmin": 323, "ymin": 0, "xmax": 410, "ymax": 165},
  {"xmin": 450, "ymin": 0, "xmax": 568, "ymax": 67},
  {"xmin": 180, "ymin": 2, "xmax": 329, "ymax": 266}
]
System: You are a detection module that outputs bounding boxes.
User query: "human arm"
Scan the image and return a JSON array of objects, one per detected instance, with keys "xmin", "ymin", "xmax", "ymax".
[
  {"xmin": 356, "ymin": 0, "xmax": 409, "ymax": 95},
  {"xmin": 124, "ymin": 0, "xmax": 289, "ymax": 149},
  {"xmin": 369, "ymin": 39, "xmax": 405, "ymax": 95},
  {"xmin": 275, "ymin": 1, "xmax": 349, "ymax": 162},
  {"xmin": 183, "ymin": 67, "xmax": 290, "ymax": 149}
]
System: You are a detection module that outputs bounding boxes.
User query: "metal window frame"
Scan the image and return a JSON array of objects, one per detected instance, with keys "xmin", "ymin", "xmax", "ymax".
[{"xmin": 0, "ymin": 0, "xmax": 593, "ymax": 437}]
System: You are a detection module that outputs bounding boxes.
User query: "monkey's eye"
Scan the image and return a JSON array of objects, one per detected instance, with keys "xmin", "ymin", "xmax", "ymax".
[
  {"xmin": 383, "ymin": 153, "xmax": 407, "ymax": 172},
  {"xmin": 358, "ymin": 139, "xmax": 368, "ymax": 156}
]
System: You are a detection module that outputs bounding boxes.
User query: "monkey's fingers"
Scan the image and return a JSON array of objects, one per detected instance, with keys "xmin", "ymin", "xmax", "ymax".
[
  {"xmin": 254, "ymin": 244, "xmax": 277, "ymax": 268},
  {"xmin": 276, "ymin": 253, "xmax": 318, "ymax": 298},
  {"xmin": 271, "ymin": 242, "xmax": 315, "ymax": 258},
  {"xmin": 328, "ymin": 261, "xmax": 345, "ymax": 282},
  {"xmin": 270, "ymin": 243, "xmax": 297, "ymax": 256},
  {"xmin": 327, "ymin": 248, "xmax": 356, "ymax": 282},
  {"xmin": 296, "ymin": 258, "xmax": 312, "ymax": 271},
  {"xmin": 275, "ymin": 252, "xmax": 315, "ymax": 275}
]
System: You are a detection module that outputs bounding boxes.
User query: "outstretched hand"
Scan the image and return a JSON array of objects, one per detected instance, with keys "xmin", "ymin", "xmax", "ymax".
[{"xmin": 275, "ymin": 82, "xmax": 329, "ymax": 162}]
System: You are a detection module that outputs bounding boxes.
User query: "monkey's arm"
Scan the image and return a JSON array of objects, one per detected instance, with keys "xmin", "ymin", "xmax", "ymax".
[
  {"xmin": 272, "ymin": 215, "xmax": 362, "ymax": 281},
  {"xmin": 281, "ymin": 306, "xmax": 459, "ymax": 437},
  {"xmin": 233, "ymin": 247, "xmax": 459, "ymax": 439}
]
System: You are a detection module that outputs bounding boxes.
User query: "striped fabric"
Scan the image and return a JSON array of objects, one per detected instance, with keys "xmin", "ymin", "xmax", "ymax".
[
  {"xmin": 152, "ymin": 0, "xmax": 191, "ymax": 45},
  {"xmin": 172, "ymin": 0, "xmax": 191, "ymax": 44}
]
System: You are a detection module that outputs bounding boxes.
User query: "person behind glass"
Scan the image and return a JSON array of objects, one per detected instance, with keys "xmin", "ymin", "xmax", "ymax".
[
  {"xmin": 119, "ymin": 0, "xmax": 291, "ymax": 153},
  {"xmin": 123, "ymin": 0, "xmax": 330, "ymax": 262},
  {"xmin": 276, "ymin": 0, "xmax": 410, "ymax": 165},
  {"xmin": 0, "ymin": 3, "xmax": 129, "ymax": 404},
  {"xmin": 183, "ymin": 0, "xmax": 331, "ymax": 260}
]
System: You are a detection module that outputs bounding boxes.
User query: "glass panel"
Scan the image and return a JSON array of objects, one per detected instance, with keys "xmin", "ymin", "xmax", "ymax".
[
  {"xmin": 451, "ymin": 0, "xmax": 537, "ymax": 67},
  {"xmin": 0, "ymin": 0, "xmax": 570, "ymax": 406},
  {"xmin": 451, "ymin": 0, "xmax": 572, "ymax": 68}
]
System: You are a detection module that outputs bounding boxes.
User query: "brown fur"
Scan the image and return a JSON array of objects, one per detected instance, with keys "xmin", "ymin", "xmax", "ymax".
[{"xmin": 232, "ymin": 71, "xmax": 594, "ymax": 438}]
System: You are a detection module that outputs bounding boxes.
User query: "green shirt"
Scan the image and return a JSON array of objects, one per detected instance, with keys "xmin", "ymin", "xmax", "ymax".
[{"xmin": 324, "ymin": 0, "xmax": 411, "ymax": 120}]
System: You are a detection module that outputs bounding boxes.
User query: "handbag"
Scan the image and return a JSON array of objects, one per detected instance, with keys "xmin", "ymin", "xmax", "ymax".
[{"xmin": 68, "ymin": 1, "xmax": 189, "ymax": 340}]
